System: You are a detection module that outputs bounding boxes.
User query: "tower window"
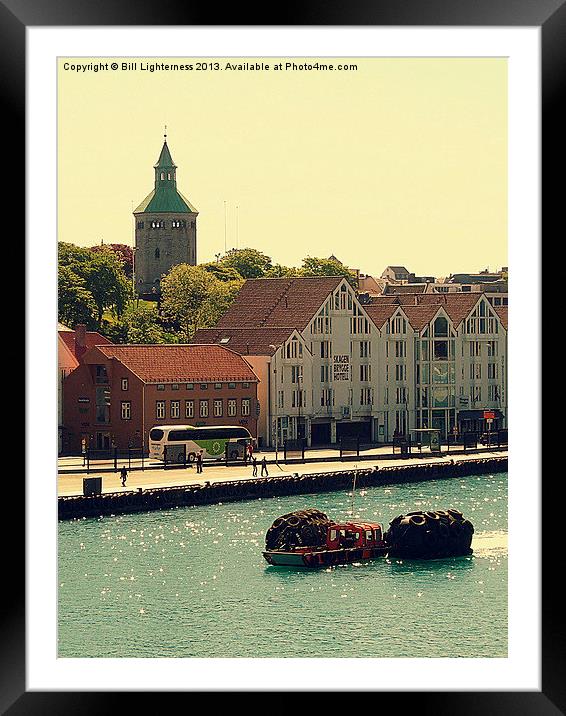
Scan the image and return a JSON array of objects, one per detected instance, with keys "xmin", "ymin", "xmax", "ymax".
[
  {"xmin": 160, "ymin": 172, "xmax": 165, "ymax": 180},
  {"xmin": 155, "ymin": 248, "xmax": 160, "ymax": 259},
  {"xmin": 168, "ymin": 173, "xmax": 171, "ymax": 180}
]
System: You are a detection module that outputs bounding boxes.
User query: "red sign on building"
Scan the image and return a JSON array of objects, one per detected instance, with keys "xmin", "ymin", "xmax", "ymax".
[{"xmin": 483, "ymin": 411, "xmax": 495, "ymax": 420}]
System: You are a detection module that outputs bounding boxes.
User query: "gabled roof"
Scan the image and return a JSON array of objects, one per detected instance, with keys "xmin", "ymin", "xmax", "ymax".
[
  {"xmin": 365, "ymin": 292, "xmax": 488, "ymax": 330},
  {"xmin": 58, "ymin": 334, "xmax": 79, "ymax": 372},
  {"xmin": 493, "ymin": 305, "xmax": 508, "ymax": 330},
  {"xmin": 192, "ymin": 327, "xmax": 296, "ymax": 356},
  {"xmin": 58, "ymin": 329, "xmax": 113, "ymax": 359},
  {"xmin": 215, "ymin": 276, "xmax": 344, "ymax": 330},
  {"xmin": 92, "ymin": 344, "xmax": 259, "ymax": 384}
]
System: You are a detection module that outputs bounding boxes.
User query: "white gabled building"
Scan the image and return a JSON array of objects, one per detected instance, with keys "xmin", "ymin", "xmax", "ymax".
[{"xmin": 194, "ymin": 278, "xmax": 507, "ymax": 447}]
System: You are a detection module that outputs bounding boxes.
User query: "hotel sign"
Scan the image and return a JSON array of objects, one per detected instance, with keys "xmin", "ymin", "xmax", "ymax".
[{"xmin": 333, "ymin": 355, "xmax": 350, "ymax": 381}]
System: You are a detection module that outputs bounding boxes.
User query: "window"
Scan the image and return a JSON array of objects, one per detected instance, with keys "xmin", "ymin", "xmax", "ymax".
[
  {"xmin": 121, "ymin": 378, "xmax": 129, "ymax": 391},
  {"xmin": 434, "ymin": 316, "xmax": 449, "ymax": 337},
  {"xmin": 242, "ymin": 398, "xmax": 251, "ymax": 416},
  {"xmin": 320, "ymin": 341, "xmax": 331, "ymax": 359},
  {"xmin": 359, "ymin": 341, "xmax": 370, "ymax": 358},
  {"xmin": 228, "ymin": 399, "xmax": 237, "ymax": 417},
  {"xmin": 213, "ymin": 399, "xmax": 223, "ymax": 417},
  {"xmin": 157, "ymin": 384, "xmax": 165, "ymax": 391},
  {"xmin": 487, "ymin": 362, "xmax": 498, "ymax": 380},
  {"xmin": 396, "ymin": 387, "xmax": 407, "ymax": 405},
  {"xmin": 185, "ymin": 400, "xmax": 194, "ymax": 418},
  {"xmin": 242, "ymin": 382, "xmax": 249, "ymax": 388},
  {"xmin": 121, "ymin": 401, "xmax": 131, "ymax": 420},
  {"xmin": 291, "ymin": 365, "xmax": 303, "ymax": 383},
  {"xmin": 360, "ymin": 388, "xmax": 373, "ymax": 406},
  {"xmin": 228, "ymin": 382, "xmax": 236, "ymax": 389},
  {"xmin": 170, "ymin": 400, "xmax": 180, "ymax": 419},
  {"xmin": 155, "ymin": 248, "xmax": 160, "ymax": 259},
  {"xmin": 186, "ymin": 383, "xmax": 194, "ymax": 390},
  {"xmin": 171, "ymin": 383, "xmax": 179, "ymax": 391},
  {"xmin": 200, "ymin": 384, "xmax": 208, "ymax": 390},
  {"xmin": 215, "ymin": 383, "xmax": 222, "ymax": 389},
  {"xmin": 278, "ymin": 391, "xmax": 284, "ymax": 408},
  {"xmin": 395, "ymin": 364, "xmax": 406, "ymax": 381},
  {"xmin": 199, "ymin": 400, "xmax": 209, "ymax": 417},
  {"xmin": 395, "ymin": 340, "xmax": 406, "ymax": 358},
  {"xmin": 156, "ymin": 401, "xmax": 165, "ymax": 419},
  {"xmin": 360, "ymin": 364, "xmax": 371, "ymax": 382}
]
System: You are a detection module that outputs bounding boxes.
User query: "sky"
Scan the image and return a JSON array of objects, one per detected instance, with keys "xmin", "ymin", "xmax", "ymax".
[{"xmin": 58, "ymin": 57, "xmax": 507, "ymax": 279}]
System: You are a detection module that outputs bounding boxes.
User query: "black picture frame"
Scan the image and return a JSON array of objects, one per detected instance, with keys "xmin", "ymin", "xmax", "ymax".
[{"xmin": 12, "ymin": 0, "xmax": 557, "ymax": 709}]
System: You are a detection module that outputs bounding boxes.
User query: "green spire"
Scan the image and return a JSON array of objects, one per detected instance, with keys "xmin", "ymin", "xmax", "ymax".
[
  {"xmin": 154, "ymin": 139, "xmax": 176, "ymax": 171},
  {"xmin": 133, "ymin": 133, "xmax": 198, "ymax": 215}
]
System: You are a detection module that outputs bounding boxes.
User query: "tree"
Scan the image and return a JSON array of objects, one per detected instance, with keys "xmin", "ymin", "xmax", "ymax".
[
  {"xmin": 299, "ymin": 256, "xmax": 358, "ymax": 288},
  {"xmin": 264, "ymin": 263, "xmax": 301, "ymax": 278},
  {"xmin": 200, "ymin": 261, "xmax": 244, "ymax": 283},
  {"xmin": 219, "ymin": 248, "xmax": 272, "ymax": 278},
  {"xmin": 159, "ymin": 264, "xmax": 217, "ymax": 341},
  {"xmin": 58, "ymin": 265, "xmax": 97, "ymax": 328},
  {"xmin": 83, "ymin": 250, "xmax": 131, "ymax": 326},
  {"xmin": 199, "ymin": 278, "xmax": 245, "ymax": 328},
  {"xmin": 105, "ymin": 302, "xmax": 167, "ymax": 344},
  {"xmin": 91, "ymin": 244, "xmax": 134, "ymax": 278}
]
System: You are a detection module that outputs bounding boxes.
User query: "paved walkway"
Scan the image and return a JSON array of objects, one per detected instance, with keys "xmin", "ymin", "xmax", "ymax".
[{"xmin": 58, "ymin": 448, "xmax": 507, "ymax": 497}]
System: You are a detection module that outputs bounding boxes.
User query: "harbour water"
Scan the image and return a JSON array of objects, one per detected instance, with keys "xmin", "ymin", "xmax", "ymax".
[{"xmin": 58, "ymin": 471, "xmax": 507, "ymax": 658}]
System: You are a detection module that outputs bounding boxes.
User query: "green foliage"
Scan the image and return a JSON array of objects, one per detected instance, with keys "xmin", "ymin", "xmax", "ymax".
[
  {"xmin": 264, "ymin": 263, "xmax": 302, "ymax": 278},
  {"xmin": 159, "ymin": 264, "xmax": 217, "ymax": 341},
  {"xmin": 200, "ymin": 261, "xmax": 244, "ymax": 282},
  {"xmin": 105, "ymin": 302, "xmax": 167, "ymax": 344},
  {"xmin": 219, "ymin": 248, "xmax": 272, "ymax": 278},
  {"xmin": 299, "ymin": 256, "xmax": 358, "ymax": 287},
  {"xmin": 58, "ymin": 242, "xmax": 131, "ymax": 328},
  {"xmin": 58, "ymin": 265, "xmax": 98, "ymax": 329}
]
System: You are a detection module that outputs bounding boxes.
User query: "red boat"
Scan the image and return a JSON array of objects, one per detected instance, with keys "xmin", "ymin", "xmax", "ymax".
[{"xmin": 263, "ymin": 521, "xmax": 387, "ymax": 568}]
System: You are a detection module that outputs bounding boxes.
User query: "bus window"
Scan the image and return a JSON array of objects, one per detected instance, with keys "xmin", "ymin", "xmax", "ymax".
[{"xmin": 149, "ymin": 429, "xmax": 164, "ymax": 441}]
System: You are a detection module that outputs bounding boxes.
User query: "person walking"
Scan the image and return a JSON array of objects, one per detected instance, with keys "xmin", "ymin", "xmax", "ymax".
[
  {"xmin": 247, "ymin": 442, "xmax": 254, "ymax": 460},
  {"xmin": 261, "ymin": 456, "xmax": 268, "ymax": 477},
  {"xmin": 252, "ymin": 456, "xmax": 258, "ymax": 477},
  {"xmin": 120, "ymin": 465, "xmax": 128, "ymax": 487},
  {"xmin": 196, "ymin": 451, "xmax": 203, "ymax": 474}
]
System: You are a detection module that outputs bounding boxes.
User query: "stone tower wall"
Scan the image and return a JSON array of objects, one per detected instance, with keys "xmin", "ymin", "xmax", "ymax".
[{"xmin": 134, "ymin": 212, "xmax": 197, "ymax": 296}]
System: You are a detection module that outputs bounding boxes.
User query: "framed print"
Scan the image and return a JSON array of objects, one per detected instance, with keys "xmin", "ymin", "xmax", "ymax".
[{"xmin": 10, "ymin": 0, "xmax": 560, "ymax": 709}]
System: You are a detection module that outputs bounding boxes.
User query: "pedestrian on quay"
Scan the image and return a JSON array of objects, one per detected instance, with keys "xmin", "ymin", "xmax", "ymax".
[
  {"xmin": 247, "ymin": 442, "xmax": 254, "ymax": 460},
  {"xmin": 261, "ymin": 456, "xmax": 269, "ymax": 477},
  {"xmin": 252, "ymin": 456, "xmax": 258, "ymax": 477},
  {"xmin": 196, "ymin": 451, "xmax": 203, "ymax": 474},
  {"xmin": 120, "ymin": 465, "xmax": 128, "ymax": 487}
]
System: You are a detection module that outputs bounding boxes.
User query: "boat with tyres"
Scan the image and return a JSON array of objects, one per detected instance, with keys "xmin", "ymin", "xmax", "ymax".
[{"xmin": 262, "ymin": 507, "xmax": 474, "ymax": 568}]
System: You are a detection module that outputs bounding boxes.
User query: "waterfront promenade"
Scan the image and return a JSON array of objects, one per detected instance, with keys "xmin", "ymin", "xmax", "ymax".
[{"xmin": 58, "ymin": 445, "xmax": 507, "ymax": 497}]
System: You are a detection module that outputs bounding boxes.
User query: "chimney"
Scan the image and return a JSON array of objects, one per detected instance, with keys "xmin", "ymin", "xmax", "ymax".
[{"xmin": 75, "ymin": 324, "xmax": 87, "ymax": 360}]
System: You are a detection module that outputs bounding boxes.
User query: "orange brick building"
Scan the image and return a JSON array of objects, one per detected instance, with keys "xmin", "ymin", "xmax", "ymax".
[{"xmin": 62, "ymin": 344, "xmax": 259, "ymax": 454}]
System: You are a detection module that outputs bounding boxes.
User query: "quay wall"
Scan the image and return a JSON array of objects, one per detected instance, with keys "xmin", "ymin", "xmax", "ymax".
[{"xmin": 58, "ymin": 456, "xmax": 507, "ymax": 521}]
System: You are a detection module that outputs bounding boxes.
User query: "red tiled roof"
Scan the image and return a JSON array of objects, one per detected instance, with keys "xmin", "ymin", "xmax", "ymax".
[
  {"xmin": 93, "ymin": 344, "xmax": 259, "ymax": 383},
  {"xmin": 59, "ymin": 329, "xmax": 113, "ymax": 358},
  {"xmin": 215, "ymin": 277, "xmax": 344, "ymax": 330},
  {"xmin": 58, "ymin": 334, "xmax": 79, "ymax": 371},
  {"xmin": 368, "ymin": 292, "xmax": 483, "ymax": 329},
  {"xmin": 493, "ymin": 305, "xmax": 508, "ymax": 330},
  {"xmin": 192, "ymin": 327, "xmax": 296, "ymax": 356}
]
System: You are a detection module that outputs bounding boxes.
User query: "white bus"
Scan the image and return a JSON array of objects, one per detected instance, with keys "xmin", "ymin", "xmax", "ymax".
[{"xmin": 149, "ymin": 425, "xmax": 253, "ymax": 463}]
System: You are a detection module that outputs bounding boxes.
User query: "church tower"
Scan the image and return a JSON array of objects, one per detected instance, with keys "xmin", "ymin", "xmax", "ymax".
[{"xmin": 133, "ymin": 133, "xmax": 198, "ymax": 298}]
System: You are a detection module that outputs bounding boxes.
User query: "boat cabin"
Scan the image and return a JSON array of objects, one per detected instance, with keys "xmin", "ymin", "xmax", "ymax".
[{"xmin": 326, "ymin": 522, "xmax": 383, "ymax": 550}]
